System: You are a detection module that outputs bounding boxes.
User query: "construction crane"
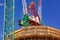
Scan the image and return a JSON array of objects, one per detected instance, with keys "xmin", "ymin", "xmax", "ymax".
[
  {"xmin": 4, "ymin": 0, "xmax": 15, "ymax": 40},
  {"xmin": 18, "ymin": 0, "xmax": 42, "ymax": 26}
]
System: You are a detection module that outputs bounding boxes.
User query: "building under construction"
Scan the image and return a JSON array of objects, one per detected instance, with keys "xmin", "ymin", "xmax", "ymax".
[
  {"xmin": 8, "ymin": 26, "xmax": 60, "ymax": 40},
  {"xmin": 4, "ymin": 0, "xmax": 60, "ymax": 40}
]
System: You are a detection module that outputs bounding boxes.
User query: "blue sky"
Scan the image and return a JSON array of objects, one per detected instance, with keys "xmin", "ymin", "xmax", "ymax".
[{"xmin": 0, "ymin": 0, "xmax": 60, "ymax": 40}]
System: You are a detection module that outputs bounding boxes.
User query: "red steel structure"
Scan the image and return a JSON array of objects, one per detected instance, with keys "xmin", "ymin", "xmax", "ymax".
[{"xmin": 28, "ymin": 1, "xmax": 40, "ymax": 24}]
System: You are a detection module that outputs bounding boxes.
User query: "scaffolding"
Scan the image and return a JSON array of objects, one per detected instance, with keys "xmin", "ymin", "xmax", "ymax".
[{"xmin": 4, "ymin": 0, "xmax": 15, "ymax": 40}]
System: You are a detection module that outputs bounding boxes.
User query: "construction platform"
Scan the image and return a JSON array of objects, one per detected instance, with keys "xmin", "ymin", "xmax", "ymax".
[{"xmin": 7, "ymin": 26, "xmax": 60, "ymax": 40}]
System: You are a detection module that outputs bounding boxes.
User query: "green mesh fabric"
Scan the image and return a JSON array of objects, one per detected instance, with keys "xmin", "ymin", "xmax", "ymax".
[{"xmin": 22, "ymin": 14, "xmax": 29, "ymax": 27}]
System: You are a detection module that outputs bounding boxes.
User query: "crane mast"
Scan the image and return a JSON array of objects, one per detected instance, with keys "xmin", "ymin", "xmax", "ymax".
[{"xmin": 4, "ymin": 0, "xmax": 15, "ymax": 40}]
